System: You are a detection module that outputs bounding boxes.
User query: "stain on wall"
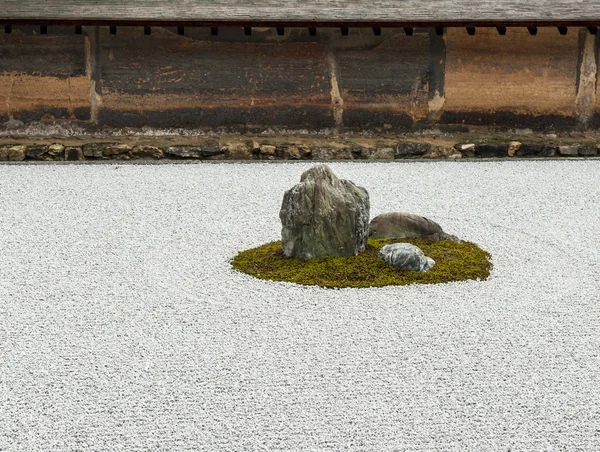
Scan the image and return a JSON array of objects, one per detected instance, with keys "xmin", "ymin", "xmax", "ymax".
[
  {"xmin": 576, "ymin": 28, "xmax": 597, "ymax": 127},
  {"xmin": 427, "ymin": 30, "xmax": 446, "ymax": 123},
  {"xmin": 587, "ymin": 33, "xmax": 600, "ymax": 128},
  {"xmin": 335, "ymin": 30, "xmax": 430, "ymax": 128},
  {"xmin": 0, "ymin": 31, "xmax": 91, "ymax": 121},
  {"xmin": 442, "ymin": 27, "xmax": 579, "ymax": 128},
  {"xmin": 96, "ymin": 27, "xmax": 333, "ymax": 128}
]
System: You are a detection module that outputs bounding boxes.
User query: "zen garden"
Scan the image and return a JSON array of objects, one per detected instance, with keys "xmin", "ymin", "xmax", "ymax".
[
  {"xmin": 0, "ymin": 0, "xmax": 599, "ymax": 450},
  {"xmin": 232, "ymin": 164, "xmax": 492, "ymax": 288}
]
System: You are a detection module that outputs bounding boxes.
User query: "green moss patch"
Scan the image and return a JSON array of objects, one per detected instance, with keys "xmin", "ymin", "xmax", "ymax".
[{"xmin": 231, "ymin": 238, "xmax": 492, "ymax": 288}]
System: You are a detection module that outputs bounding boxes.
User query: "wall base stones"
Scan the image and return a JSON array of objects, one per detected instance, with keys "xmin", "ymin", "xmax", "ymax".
[
  {"xmin": 0, "ymin": 145, "xmax": 25, "ymax": 161},
  {"xmin": 0, "ymin": 136, "xmax": 599, "ymax": 162}
]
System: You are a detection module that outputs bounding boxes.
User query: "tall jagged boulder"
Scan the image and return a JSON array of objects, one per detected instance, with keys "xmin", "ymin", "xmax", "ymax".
[{"xmin": 280, "ymin": 165, "xmax": 370, "ymax": 260}]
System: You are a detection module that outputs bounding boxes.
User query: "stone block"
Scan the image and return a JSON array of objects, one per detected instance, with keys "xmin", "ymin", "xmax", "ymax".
[
  {"xmin": 424, "ymin": 146, "xmax": 462, "ymax": 159},
  {"xmin": 131, "ymin": 146, "xmax": 164, "ymax": 159},
  {"xmin": 277, "ymin": 145, "xmax": 312, "ymax": 160},
  {"xmin": 164, "ymin": 146, "xmax": 203, "ymax": 159},
  {"xmin": 65, "ymin": 147, "xmax": 84, "ymax": 161},
  {"xmin": 104, "ymin": 144, "xmax": 132, "ymax": 157},
  {"xmin": 221, "ymin": 142, "xmax": 250, "ymax": 160},
  {"xmin": 579, "ymin": 145, "xmax": 597, "ymax": 156},
  {"xmin": 0, "ymin": 145, "xmax": 26, "ymax": 161},
  {"xmin": 46, "ymin": 144, "xmax": 65, "ymax": 160},
  {"xmin": 82, "ymin": 143, "xmax": 110, "ymax": 159},
  {"xmin": 259, "ymin": 145, "xmax": 277, "ymax": 160},
  {"xmin": 395, "ymin": 142, "xmax": 431, "ymax": 158},
  {"xmin": 202, "ymin": 147, "xmax": 224, "ymax": 158},
  {"xmin": 374, "ymin": 148, "xmax": 396, "ymax": 159},
  {"xmin": 25, "ymin": 145, "xmax": 49, "ymax": 160},
  {"xmin": 474, "ymin": 143, "xmax": 509, "ymax": 157},
  {"xmin": 353, "ymin": 147, "xmax": 395, "ymax": 160},
  {"xmin": 24, "ymin": 144, "xmax": 64, "ymax": 161},
  {"xmin": 517, "ymin": 144, "xmax": 554, "ymax": 157},
  {"xmin": 558, "ymin": 145, "xmax": 579, "ymax": 156},
  {"xmin": 312, "ymin": 147, "xmax": 354, "ymax": 160},
  {"xmin": 540, "ymin": 145, "xmax": 558, "ymax": 157},
  {"xmin": 508, "ymin": 141, "xmax": 521, "ymax": 157}
]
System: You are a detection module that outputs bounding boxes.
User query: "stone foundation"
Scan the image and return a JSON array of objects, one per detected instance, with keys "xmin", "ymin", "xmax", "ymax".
[{"xmin": 1, "ymin": 137, "xmax": 598, "ymax": 162}]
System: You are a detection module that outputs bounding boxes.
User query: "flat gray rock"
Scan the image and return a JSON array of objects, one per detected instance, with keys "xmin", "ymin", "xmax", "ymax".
[
  {"xmin": 280, "ymin": 165, "xmax": 369, "ymax": 260},
  {"xmin": 369, "ymin": 212, "xmax": 459, "ymax": 242},
  {"xmin": 378, "ymin": 243, "xmax": 435, "ymax": 272}
]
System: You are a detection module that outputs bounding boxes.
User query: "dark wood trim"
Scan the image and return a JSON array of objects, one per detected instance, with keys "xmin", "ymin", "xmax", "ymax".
[{"xmin": 1, "ymin": 18, "xmax": 600, "ymax": 28}]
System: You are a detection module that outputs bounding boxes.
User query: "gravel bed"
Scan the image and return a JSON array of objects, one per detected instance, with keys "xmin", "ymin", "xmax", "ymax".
[{"xmin": 0, "ymin": 161, "xmax": 599, "ymax": 450}]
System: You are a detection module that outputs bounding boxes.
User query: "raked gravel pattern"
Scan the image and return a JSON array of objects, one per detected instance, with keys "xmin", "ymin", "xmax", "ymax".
[{"xmin": 0, "ymin": 161, "xmax": 599, "ymax": 451}]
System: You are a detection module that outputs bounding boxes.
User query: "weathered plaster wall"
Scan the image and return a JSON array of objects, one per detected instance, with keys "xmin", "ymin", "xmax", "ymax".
[
  {"xmin": 442, "ymin": 27, "xmax": 580, "ymax": 128},
  {"xmin": 0, "ymin": 28, "xmax": 91, "ymax": 122},
  {"xmin": 0, "ymin": 26, "xmax": 597, "ymax": 132},
  {"xmin": 335, "ymin": 31, "xmax": 430, "ymax": 128},
  {"xmin": 96, "ymin": 27, "xmax": 332, "ymax": 128}
]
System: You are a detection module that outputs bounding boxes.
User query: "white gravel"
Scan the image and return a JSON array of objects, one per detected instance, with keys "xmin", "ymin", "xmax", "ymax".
[{"xmin": 0, "ymin": 161, "xmax": 599, "ymax": 451}]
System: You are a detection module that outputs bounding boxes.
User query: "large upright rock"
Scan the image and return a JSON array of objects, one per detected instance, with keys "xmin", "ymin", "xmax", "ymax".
[
  {"xmin": 369, "ymin": 212, "xmax": 460, "ymax": 242},
  {"xmin": 280, "ymin": 165, "xmax": 370, "ymax": 260}
]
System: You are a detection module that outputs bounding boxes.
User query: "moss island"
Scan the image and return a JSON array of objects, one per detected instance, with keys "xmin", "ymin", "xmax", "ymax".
[{"xmin": 232, "ymin": 238, "xmax": 492, "ymax": 289}]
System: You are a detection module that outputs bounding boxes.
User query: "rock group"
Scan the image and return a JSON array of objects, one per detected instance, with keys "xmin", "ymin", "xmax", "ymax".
[
  {"xmin": 279, "ymin": 165, "xmax": 370, "ymax": 260},
  {"xmin": 279, "ymin": 164, "xmax": 462, "ymax": 271}
]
